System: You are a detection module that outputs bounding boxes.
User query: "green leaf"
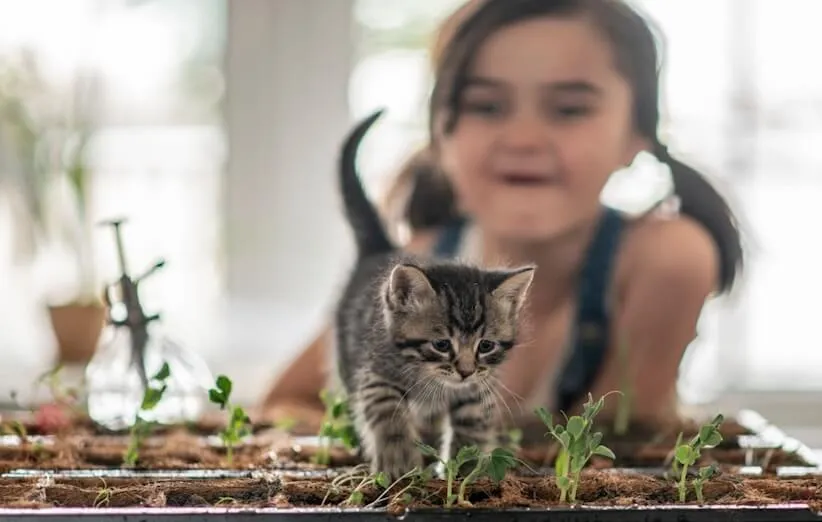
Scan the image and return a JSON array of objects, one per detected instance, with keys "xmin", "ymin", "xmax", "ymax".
[
  {"xmin": 339, "ymin": 426, "xmax": 359, "ymax": 449},
  {"xmin": 698, "ymin": 425, "xmax": 715, "ymax": 442},
  {"xmin": 456, "ymin": 445, "xmax": 479, "ymax": 465},
  {"xmin": 592, "ymin": 444, "xmax": 616, "ymax": 460},
  {"xmin": 699, "ymin": 463, "xmax": 719, "ymax": 479},
  {"xmin": 556, "ymin": 475, "xmax": 571, "ymax": 489},
  {"xmin": 230, "ymin": 406, "xmax": 249, "ymax": 425},
  {"xmin": 216, "ymin": 375, "xmax": 232, "ymax": 397},
  {"xmin": 347, "ymin": 490, "xmax": 364, "ymax": 505},
  {"xmin": 319, "ymin": 422, "xmax": 335, "ymax": 438},
  {"xmin": 331, "ymin": 398, "xmax": 347, "ymax": 419},
  {"xmin": 569, "ymin": 435, "xmax": 586, "ymax": 456},
  {"xmin": 374, "ymin": 472, "xmax": 389, "ymax": 489},
  {"xmin": 566, "ymin": 416, "xmax": 585, "ymax": 439},
  {"xmin": 675, "ymin": 445, "xmax": 694, "ymax": 465},
  {"xmin": 534, "ymin": 407, "xmax": 553, "ymax": 429},
  {"xmin": 152, "ymin": 362, "xmax": 170, "ymax": 382},
  {"xmin": 416, "ymin": 442, "xmax": 440, "ymax": 458},
  {"xmin": 559, "ymin": 431, "xmax": 571, "ymax": 449},
  {"xmin": 208, "ymin": 388, "xmax": 226, "ymax": 407},
  {"xmin": 140, "ymin": 385, "xmax": 166, "ymax": 411},
  {"xmin": 491, "ymin": 447, "xmax": 517, "ymax": 464},
  {"xmin": 589, "ymin": 431, "xmax": 603, "ymax": 451},
  {"xmin": 486, "ymin": 448, "xmax": 517, "ymax": 482},
  {"xmin": 702, "ymin": 431, "xmax": 722, "ymax": 448}
]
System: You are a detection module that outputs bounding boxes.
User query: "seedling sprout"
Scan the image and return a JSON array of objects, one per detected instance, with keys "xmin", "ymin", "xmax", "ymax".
[
  {"xmin": 417, "ymin": 443, "xmax": 520, "ymax": 507},
  {"xmin": 123, "ymin": 362, "xmax": 171, "ymax": 467},
  {"xmin": 208, "ymin": 375, "xmax": 252, "ymax": 465},
  {"xmin": 671, "ymin": 413, "xmax": 724, "ymax": 502},
  {"xmin": 313, "ymin": 389, "xmax": 358, "ymax": 465},
  {"xmin": 535, "ymin": 392, "xmax": 618, "ymax": 504}
]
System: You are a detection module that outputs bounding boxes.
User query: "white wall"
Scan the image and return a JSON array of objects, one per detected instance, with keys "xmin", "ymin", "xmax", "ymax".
[{"xmin": 220, "ymin": 0, "xmax": 357, "ymax": 394}]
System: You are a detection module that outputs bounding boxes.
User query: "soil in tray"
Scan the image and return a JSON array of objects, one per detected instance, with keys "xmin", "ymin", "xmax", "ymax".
[
  {"xmin": 0, "ymin": 410, "xmax": 274, "ymax": 438},
  {"xmin": 0, "ymin": 415, "xmax": 812, "ymax": 473},
  {"xmin": 0, "ymin": 430, "xmax": 806, "ymax": 473},
  {"xmin": 1, "ymin": 471, "xmax": 821, "ymax": 513},
  {"xmin": 0, "ymin": 427, "xmax": 291, "ymax": 472}
]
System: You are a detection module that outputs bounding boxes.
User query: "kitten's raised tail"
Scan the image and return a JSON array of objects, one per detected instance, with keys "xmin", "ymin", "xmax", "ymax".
[{"xmin": 339, "ymin": 108, "xmax": 394, "ymax": 257}]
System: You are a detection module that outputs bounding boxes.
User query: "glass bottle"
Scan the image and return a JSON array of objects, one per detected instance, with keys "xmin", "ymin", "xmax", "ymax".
[{"xmin": 85, "ymin": 321, "xmax": 213, "ymax": 432}]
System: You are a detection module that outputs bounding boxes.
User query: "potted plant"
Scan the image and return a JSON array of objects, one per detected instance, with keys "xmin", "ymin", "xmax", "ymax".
[{"xmin": 0, "ymin": 49, "xmax": 104, "ymax": 366}]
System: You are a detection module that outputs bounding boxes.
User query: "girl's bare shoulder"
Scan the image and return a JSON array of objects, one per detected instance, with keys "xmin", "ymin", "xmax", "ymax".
[{"xmin": 614, "ymin": 210, "xmax": 720, "ymax": 299}]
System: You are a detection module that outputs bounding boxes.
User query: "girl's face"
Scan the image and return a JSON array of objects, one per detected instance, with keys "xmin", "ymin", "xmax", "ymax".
[{"xmin": 438, "ymin": 15, "xmax": 647, "ymax": 242}]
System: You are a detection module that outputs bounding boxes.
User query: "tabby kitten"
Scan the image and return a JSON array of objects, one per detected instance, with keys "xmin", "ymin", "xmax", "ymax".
[{"xmin": 333, "ymin": 109, "xmax": 535, "ymax": 480}]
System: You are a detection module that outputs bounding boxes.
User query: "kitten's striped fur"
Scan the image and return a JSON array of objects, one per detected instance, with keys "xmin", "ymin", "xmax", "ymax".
[{"xmin": 333, "ymin": 109, "xmax": 535, "ymax": 479}]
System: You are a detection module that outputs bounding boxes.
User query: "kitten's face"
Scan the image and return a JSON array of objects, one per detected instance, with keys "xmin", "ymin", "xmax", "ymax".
[{"xmin": 384, "ymin": 263, "xmax": 534, "ymax": 389}]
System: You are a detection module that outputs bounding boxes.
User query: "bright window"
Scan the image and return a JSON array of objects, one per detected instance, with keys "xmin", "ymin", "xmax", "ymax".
[{"xmin": 0, "ymin": 0, "xmax": 226, "ymax": 392}]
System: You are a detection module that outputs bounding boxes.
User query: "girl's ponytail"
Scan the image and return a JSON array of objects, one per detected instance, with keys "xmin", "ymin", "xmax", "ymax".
[{"xmin": 653, "ymin": 142, "xmax": 743, "ymax": 293}]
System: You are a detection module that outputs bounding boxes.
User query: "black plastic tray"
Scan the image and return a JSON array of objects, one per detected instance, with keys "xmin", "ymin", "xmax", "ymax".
[{"xmin": 0, "ymin": 505, "xmax": 820, "ymax": 522}]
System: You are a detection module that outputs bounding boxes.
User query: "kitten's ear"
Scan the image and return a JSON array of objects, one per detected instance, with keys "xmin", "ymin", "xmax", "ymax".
[
  {"xmin": 491, "ymin": 266, "xmax": 535, "ymax": 312},
  {"xmin": 387, "ymin": 264, "xmax": 436, "ymax": 309}
]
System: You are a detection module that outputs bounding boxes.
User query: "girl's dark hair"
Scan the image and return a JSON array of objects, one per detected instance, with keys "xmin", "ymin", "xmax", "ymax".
[
  {"xmin": 381, "ymin": 146, "xmax": 460, "ymax": 232},
  {"xmin": 396, "ymin": 0, "xmax": 743, "ymax": 293}
]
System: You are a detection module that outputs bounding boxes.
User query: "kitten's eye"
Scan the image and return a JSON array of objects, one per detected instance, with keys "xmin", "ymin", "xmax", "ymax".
[
  {"xmin": 477, "ymin": 340, "xmax": 496, "ymax": 355},
  {"xmin": 430, "ymin": 339, "xmax": 452, "ymax": 353}
]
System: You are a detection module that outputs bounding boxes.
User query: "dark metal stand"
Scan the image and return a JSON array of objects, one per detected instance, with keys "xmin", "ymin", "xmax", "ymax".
[{"xmin": 99, "ymin": 218, "xmax": 165, "ymax": 392}]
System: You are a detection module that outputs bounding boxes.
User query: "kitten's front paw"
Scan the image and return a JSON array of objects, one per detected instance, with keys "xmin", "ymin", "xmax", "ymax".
[{"xmin": 373, "ymin": 439, "xmax": 423, "ymax": 480}]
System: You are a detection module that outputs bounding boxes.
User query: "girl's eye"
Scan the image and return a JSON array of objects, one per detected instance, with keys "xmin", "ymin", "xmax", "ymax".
[
  {"xmin": 431, "ymin": 339, "xmax": 453, "ymax": 353},
  {"xmin": 461, "ymin": 100, "xmax": 505, "ymax": 117},
  {"xmin": 553, "ymin": 105, "xmax": 592, "ymax": 119},
  {"xmin": 477, "ymin": 340, "xmax": 496, "ymax": 354}
]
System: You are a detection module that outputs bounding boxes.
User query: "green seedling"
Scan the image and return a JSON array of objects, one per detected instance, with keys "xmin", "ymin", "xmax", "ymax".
[
  {"xmin": 417, "ymin": 443, "xmax": 520, "ymax": 507},
  {"xmin": 322, "ymin": 464, "xmax": 430, "ymax": 509},
  {"xmin": 671, "ymin": 413, "xmax": 724, "ymax": 502},
  {"xmin": 367, "ymin": 466, "xmax": 434, "ymax": 509},
  {"xmin": 692, "ymin": 462, "xmax": 719, "ymax": 503},
  {"xmin": 208, "ymin": 375, "xmax": 252, "ymax": 465},
  {"xmin": 503, "ymin": 428, "xmax": 523, "ymax": 454},
  {"xmin": 345, "ymin": 470, "xmax": 389, "ymax": 506},
  {"xmin": 612, "ymin": 338, "xmax": 633, "ymax": 436},
  {"xmin": 313, "ymin": 389, "xmax": 358, "ymax": 465},
  {"xmin": 457, "ymin": 446, "xmax": 519, "ymax": 506},
  {"xmin": 273, "ymin": 416, "xmax": 297, "ymax": 433},
  {"xmin": 94, "ymin": 479, "xmax": 113, "ymax": 508},
  {"xmin": 123, "ymin": 362, "xmax": 171, "ymax": 467},
  {"xmin": 535, "ymin": 392, "xmax": 618, "ymax": 504},
  {"xmin": 321, "ymin": 464, "xmax": 370, "ymax": 506},
  {"xmin": 322, "ymin": 464, "xmax": 383, "ymax": 506},
  {"xmin": 1, "ymin": 419, "xmax": 28, "ymax": 441},
  {"xmin": 35, "ymin": 364, "xmax": 81, "ymax": 408}
]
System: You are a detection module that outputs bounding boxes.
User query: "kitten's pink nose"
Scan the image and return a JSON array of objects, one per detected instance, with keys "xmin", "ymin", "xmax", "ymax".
[{"xmin": 455, "ymin": 365, "xmax": 474, "ymax": 379}]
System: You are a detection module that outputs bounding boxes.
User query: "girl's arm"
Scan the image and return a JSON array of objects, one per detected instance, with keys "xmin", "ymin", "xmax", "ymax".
[{"xmin": 590, "ymin": 214, "xmax": 720, "ymax": 426}]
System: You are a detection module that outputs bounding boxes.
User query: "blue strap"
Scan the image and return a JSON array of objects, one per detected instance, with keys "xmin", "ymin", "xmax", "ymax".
[
  {"xmin": 555, "ymin": 207, "xmax": 624, "ymax": 413},
  {"xmin": 433, "ymin": 216, "xmax": 468, "ymax": 258}
]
